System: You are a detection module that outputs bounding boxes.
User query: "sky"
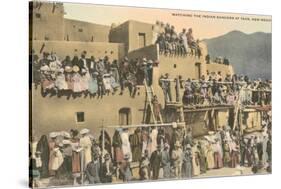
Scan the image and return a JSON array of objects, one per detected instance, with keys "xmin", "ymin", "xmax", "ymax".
[{"xmin": 63, "ymin": 2, "xmax": 271, "ymax": 39}]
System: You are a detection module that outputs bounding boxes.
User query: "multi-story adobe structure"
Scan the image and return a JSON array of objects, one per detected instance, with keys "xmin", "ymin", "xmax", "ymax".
[{"xmin": 30, "ymin": 2, "xmax": 267, "ymax": 138}]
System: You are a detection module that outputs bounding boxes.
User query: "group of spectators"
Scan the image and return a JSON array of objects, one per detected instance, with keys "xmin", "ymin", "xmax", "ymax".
[
  {"xmin": 30, "ymin": 112, "xmax": 272, "ymax": 187},
  {"xmin": 31, "ymin": 51, "xmax": 157, "ymax": 99},
  {"xmin": 153, "ymin": 21, "xmax": 201, "ymax": 58},
  {"xmin": 159, "ymin": 72, "xmax": 272, "ymax": 107},
  {"xmin": 205, "ymin": 54, "xmax": 230, "ymax": 65}
]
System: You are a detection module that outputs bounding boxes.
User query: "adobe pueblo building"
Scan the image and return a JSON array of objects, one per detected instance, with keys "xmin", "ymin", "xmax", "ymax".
[{"xmin": 30, "ymin": 2, "xmax": 268, "ymax": 138}]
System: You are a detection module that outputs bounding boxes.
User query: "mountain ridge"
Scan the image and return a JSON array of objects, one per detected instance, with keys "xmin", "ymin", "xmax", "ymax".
[{"xmin": 204, "ymin": 30, "xmax": 272, "ymax": 79}]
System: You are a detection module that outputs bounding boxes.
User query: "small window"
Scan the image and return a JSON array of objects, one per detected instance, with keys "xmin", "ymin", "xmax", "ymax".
[
  {"xmin": 76, "ymin": 112, "xmax": 85, "ymax": 123},
  {"xmin": 78, "ymin": 28, "xmax": 83, "ymax": 32},
  {"xmin": 138, "ymin": 33, "xmax": 146, "ymax": 48},
  {"xmin": 173, "ymin": 64, "xmax": 177, "ymax": 68},
  {"xmin": 35, "ymin": 13, "xmax": 41, "ymax": 18}
]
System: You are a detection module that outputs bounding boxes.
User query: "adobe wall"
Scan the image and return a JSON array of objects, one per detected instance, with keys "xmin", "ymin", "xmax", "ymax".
[
  {"xmin": 64, "ymin": 19, "xmax": 110, "ymax": 42},
  {"xmin": 243, "ymin": 109, "xmax": 262, "ymax": 130},
  {"xmin": 128, "ymin": 20, "xmax": 154, "ymax": 52},
  {"xmin": 30, "ymin": 2, "xmax": 64, "ymax": 41},
  {"xmin": 158, "ymin": 54, "xmax": 206, "ymax": 80},
  {"xmin": 31, "ymin": 41, "xmax": 125, "ymax": 62},
  {"xmin": 31, "ymin": 86, "xmax": 146, "ymax": 138},
  {"xmin": 127, "ymin": 44, "xmax": 159, "ymax": 62},
  {"xmin": 206, "ymin": 63, "xmax": 234, "ymax": 78},
  {"xmin": 109, "ymin": 20, "xmax": 154, "ymax": 54},
  {"xmin": 109, "ymin": 22, "xmax": 130, "ymax": 54}
]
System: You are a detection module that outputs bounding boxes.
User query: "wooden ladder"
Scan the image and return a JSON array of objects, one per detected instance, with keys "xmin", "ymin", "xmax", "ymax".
[
  {"xmin": 233, "ymin": 86, "xmax": 244, "ymax": 131},
  {"xmin": 143, "ymin": 80, "xmax": 163, "ymax": 124}
]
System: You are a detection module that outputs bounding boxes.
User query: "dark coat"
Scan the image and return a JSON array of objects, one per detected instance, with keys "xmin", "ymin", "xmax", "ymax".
[
  {"xmin": 150, "ymin": 150, "xmax": 162, "ymax": 179},
  {"xmin": 36, "ymin": 135, "xmax": 49, "ymax": 178},
  {"xmin": 100, "ymin": 161, "xmax": 114, "ymax": 183},
  {"xmin": 85, "ymin": 161, "xmax": 101, "ymax": 184}
]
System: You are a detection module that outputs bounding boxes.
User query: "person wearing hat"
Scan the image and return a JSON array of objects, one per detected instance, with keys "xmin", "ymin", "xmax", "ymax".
[
  {"xmin": 60, "ymin": 140, "xmax": 73, "ymax": 178},
  {"xmin": 49, "ymin": 147, "xmax": 64, "ymax": 178},
  {"xmin": 213, "ymin": 139, "xmax": 223, "ymax": 169},
  {"xmin": 179, "ymin": 28, "xmax": 188, "ymax": 55},
  {"xmin": 139, "ymin": 149, "xmax": 150, "ymax": 180},
  {"xmin": 91, "ymin": 139, "xmax": 102, "ymax": 161},
  {"xmin": 80, "ymin": 54, "xmax": 88, "ymax": 71},
  {"xmin": 85, "ymin": 153, "xmax": 101, "ymax": 184},
  {"xmin": 80, "ymin": 128, "xmax": 92, "ymax": 169},
  {"xmin": 191, "ymin": 143, "xmax": 201, "ymax": 176},
  {"xmin": 171, "ymin": 124, "xmax": 184, "ymax": 152},
  {"xmin": 100, "ymin": 153, "xmax": 114, "ymax": 183},
  {"xmin": 171, "ymin": 141, "xmax": 183, "ymax": 178},
  {"xmin": 120, "ymin": 128, "xmax": 132, "ymax": 162},
  {"xmin": 48, "ymin": 132, "xmax": 59, "ymax": 176},
  {"xmin": 155, "ymin": 32, "xmax": 165, "ymax": 54},
  {"xmin": 144, "ymin": 59, "xmax": 153, "ymax": 86},
  {"xmin": 182, "ymin": 144, "xmax": 192, "ymax": 178},
  {"xmin": 160, "ymin": 73, "xmax": 172, "ymax": 102},
  {"xmin": 119, "ymin": 154, "xmax": 132, "ymax": 182},
  {"xmin": 72, "ymin": 66, "xmax": 83, "ymax": 97},
  {"xmin": 69, "ymin": 129, "xmax": 82, "ymax": 185},
  {"xmin": 197, "ymin": 141, "xmax": 207, "ymax": 174},
  {"xmin": 149, "ymin": 145, "xmax": 162, "ymax": 180},
  {"xmin": 161, "ymin": 143, "xmax": 171, "ymax": 179},
  {"xmin": 55, "ymin": 68, "xmax": 68, "ymax": 97},
  {"xmin": 206, "ymin": 141, "xmax": 215, "ymax": 169}
]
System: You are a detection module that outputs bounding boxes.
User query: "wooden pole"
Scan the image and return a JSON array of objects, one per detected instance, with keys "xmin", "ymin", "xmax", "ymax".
[
  {"xmin": 102, "ymin": 120, "xmax": 105, "ymax": 163},
  {"xmin": 99, "ymin": 122, "xmax": 186, "ymax": 129}
]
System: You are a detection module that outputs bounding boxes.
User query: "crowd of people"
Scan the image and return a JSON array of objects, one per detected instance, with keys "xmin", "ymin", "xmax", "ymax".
[
  {"xmin": 159, "ymin": 72, "xmax": 272, "ymax": 107},
  {"xmin": 30, "ymin": 113, "xmax": 272, "ymax": 187},
  {"xmin": 153, "ymin": 21, "xmax": 201, "ymax": 57},
  {"xmin": 31, "ymin": 51, "xmax": 157, "ymax": 99}
]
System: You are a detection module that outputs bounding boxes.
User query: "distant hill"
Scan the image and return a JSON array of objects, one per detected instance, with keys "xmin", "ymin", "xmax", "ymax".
[{"xmin": 204, "ymin": 30, "xmax": 272, "ymax": 79}]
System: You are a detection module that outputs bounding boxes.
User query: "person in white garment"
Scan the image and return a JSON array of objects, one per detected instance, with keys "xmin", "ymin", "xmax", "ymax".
[
  {"xmin": 120, "ymin": 128, "xmax": 132, "ymax": 162},
  {"xmin": 80, "ymin": 128, "xmax": 92, "ymax": 169},
  {"xmin": 150, "ymin": 127, "xmax": 158, "ymax": 154}
]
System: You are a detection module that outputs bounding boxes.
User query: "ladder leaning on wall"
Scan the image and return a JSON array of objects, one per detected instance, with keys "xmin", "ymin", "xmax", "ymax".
[
  {"xmin": 142, "ymin": 79, "xmax": 163, "ymax": 124},
  {"xmin": 232, "ymin": 86, "xmax": 245, "ymax": 131}
]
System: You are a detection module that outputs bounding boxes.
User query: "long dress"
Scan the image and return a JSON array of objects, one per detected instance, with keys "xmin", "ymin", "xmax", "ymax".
[
  {"xmin": 149, "ymin": 128, "xmax": 158, "ymax": 154},
  {"xmin": 88, "ymin": 76, "xmax": 98, "ymax": 94},
  {"xmin": 50, "ymin": 148, "xmax": 64, "ymax": 171},
  {"xmin": 103, "ymin": 75, "xmax": 112, "ymax": 91},
  {"xmin": 213, "ymin": 143, "xmax": 223, "ymax": 169},
  {"xmin": 80, "ymin": 73, "xmax": 90, "ymax": 91},
  {"xmin": 55, "ymin": 74, "xmax": 68, "ymax": 90},
  {"xmin": 41, "ymin": 74, "xmax": 55, "ymax": 91},
  {"xmin": 48, "ymin": 141, "xmax": 56, "ymax": 176},
  {"xmin": 192, "ymin": 147, "xmax": 200, "ymax": 176},
  {"xmin": 230, "ymin": 143, "xmax": 239, "ymax": 168},
  {"xmin": 65, "ymin": 73, "xmax": 74, "ymax": 91},
  {"xmin": 80, "ymin": 135, "xmax": 92, "ymax": 168},
  {"xmin": 129, "ymin": 130, "xmax": 142, "ymax": 162},
  {"xmin": 112, "ymin": 130, "xmax": 123, "ymax": 163},
  {"xmin": 121, "ymin": 130, "xmax": 132, "ymax": 162},
  {"xmin": 71, "ymin": 138, "xmax": 81, "ymax": 174},
  {"xmin": 223, "ymin": 143, "xmax": 231, "ymax": 166},
  {"xmin": 72, "ymin": 73, "xmax": 83, "ymax": 93},
  {"xmin": 206, "ymin": 144, "xmax": 215, "ymax": 169},
  {"xmin": 36, "ymin": 135, "xmax": 49, "ymax": 178},
  {"xmin": 182, "ymin": 149, "xmax": 192, "ymax": 178}
]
